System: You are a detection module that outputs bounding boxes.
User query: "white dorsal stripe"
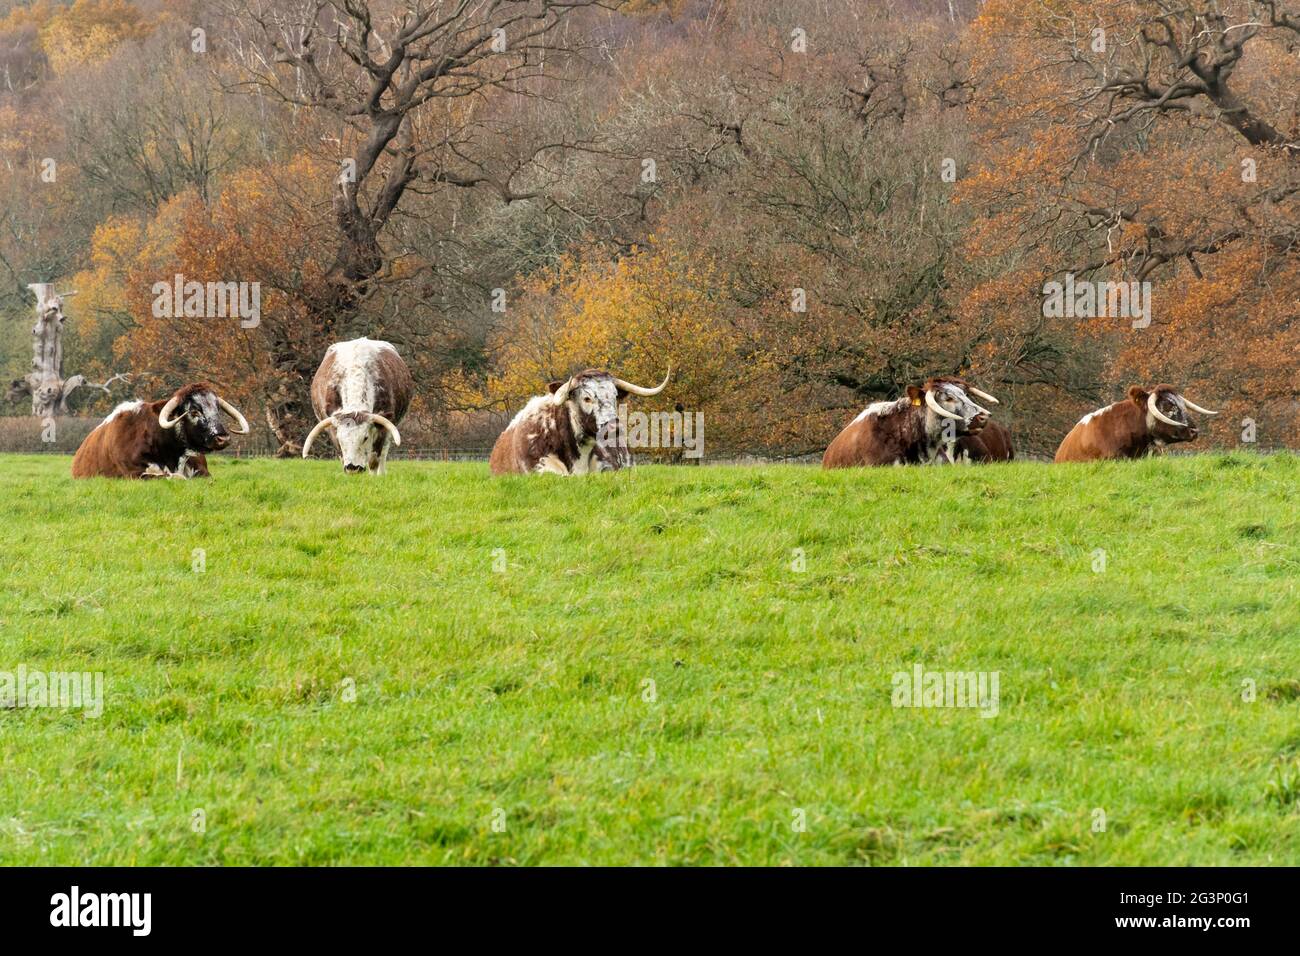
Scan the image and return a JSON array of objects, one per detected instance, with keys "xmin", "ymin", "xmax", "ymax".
[
  {"xmin": 851, "ymin": 398, "xmax": 905, "ymax": 424},
  {"xmin": 103, "ymin": 401, "xmax": 143, "ymax": 424},
  {"xmin": 326, "ymin": 338, "xmax": 398, "ymax": 412},
  {"xmin": 1079, "ymin": 402, "xmax": 1118, "ymax": 426}
]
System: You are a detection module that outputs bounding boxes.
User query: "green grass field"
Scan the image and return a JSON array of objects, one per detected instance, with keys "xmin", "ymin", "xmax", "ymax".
[{"xmin": 1, "ymin": 452, "xmax": 1297, "ymax": 865}]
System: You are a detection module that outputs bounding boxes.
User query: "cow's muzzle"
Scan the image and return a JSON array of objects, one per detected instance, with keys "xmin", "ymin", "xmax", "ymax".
[
  {"xmin": 344, "ymin": 463, "xmax": 365, "ymax": 475},
  {"xmin": 211, "ymin": 434, "xmax": 230, "ymax": 450},
  {"xmin": 968, "ymin": 413, "xmax": 989, "ymax": 434}
]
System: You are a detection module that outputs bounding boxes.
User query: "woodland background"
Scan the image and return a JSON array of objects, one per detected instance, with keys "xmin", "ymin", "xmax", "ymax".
[{"xmin": 0, "ymin": 0, "xmax": 1296, "ymax": 457}]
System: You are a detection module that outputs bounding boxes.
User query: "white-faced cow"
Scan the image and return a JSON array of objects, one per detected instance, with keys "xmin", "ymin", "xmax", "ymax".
[
  {"xmin": 1055, "ymin": 385, "xmax": 1218, "ymax": 462},
  {"xmin": 302, "ymin": 338, "xmax": 413, "ymax": 475},
  {"xmin": 489, "ymin": 368, "xmax": 670, "ymax": 475},
  {"xmin": 822, "ymin": 376, "xmax": 999, "ymax": 468},
  {"xmin": 71, "ymin": 382, "xmax": 249, "ymax": 479}
]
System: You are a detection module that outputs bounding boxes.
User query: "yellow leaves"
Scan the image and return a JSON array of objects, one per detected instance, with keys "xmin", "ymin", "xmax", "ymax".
[
  {"xmin": 475, "ymin": 237, "xmax": 740, "ymax": 421},
  {"xmin": 0, "ymin": 1, "xmax": 58, "ymax": 32},
  {"xmin": 36, "ymin": 0, "xmax": 153, "ymax": 75},
  {"xmin": 68, "ymin": 215, "xmax": 145, "ymax": 336},
  {"xmin": 87, "ymin": 217, "xmax": 144, "ymax": 273}
]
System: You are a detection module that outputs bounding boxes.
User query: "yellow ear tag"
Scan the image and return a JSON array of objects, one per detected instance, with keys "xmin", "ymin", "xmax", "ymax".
[{"xmin": 911, "ymin": 398, "xmax": 922, "ymax": 406}]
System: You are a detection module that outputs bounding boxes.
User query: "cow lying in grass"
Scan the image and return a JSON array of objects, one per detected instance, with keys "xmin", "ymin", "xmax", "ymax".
[
  {"xmin": 1055, "ymin": 385, "xmax": 1218, "ymax": 462},
  {"xmin": 490, "ymin": 368, "xmax": 670, "ymax": 475},
  {"xmin": 71, "ymin": 383, "xmax": 249, "ymax": 479},
  {"xmin": 822, "ymin": 376, "xmax": 999, "ymax": 468},
  {"xmin": 955, "ymin": 420, "xmax": 1014, "ymax": 463}
]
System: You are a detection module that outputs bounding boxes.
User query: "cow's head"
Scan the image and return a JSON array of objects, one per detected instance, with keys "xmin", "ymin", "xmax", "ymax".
[
  {"xmin": 549, "ymin": 368, "xmax": 671, "ymax": 470},
  {"xmin": 907, "ymin": 377, "xmax": 996, "ymax": 438},
  {"xmin": 1130, "ymin": 384, "xmax": 1218, "ymax": 445},
  {"xmin": 158, "ymin": 383, "xmax": 249, "ymax": 452},
  {"xmin": 301, "ymin": 410, "xmax": 402, "ymax": 474}
]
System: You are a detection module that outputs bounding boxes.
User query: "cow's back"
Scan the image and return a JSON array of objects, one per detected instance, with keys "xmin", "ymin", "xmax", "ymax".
[
  {"xmin": 489, "ymin": 425, "xmax": 524, "ymax": 474},
  {"xmin": 1053, "ymin": 423, "xmax": 1088, "ymax": 462},
  {"xmin": 1055, "ymin": 421, "xmax": 1133, "ymax": 462},
  {"xmin": 71, "ymin": 403, "xmax": 154, "ymax": 478},
  {"xmin": 962, "ymin": 421, "xmax": 1013, "ymax": 462},
  {"xmin": 311, "ymin": 340, "xmax": 413, "ymax": 422},
  {"xmin": 822, "ymin": 420, "xmax": 865, "ymax": 468},
  {"xmin": 823, "ymin": 415, "xmax": 901, "ymax": 468},
  {"xmin": 71, "ymin": 418, "xmax": 116, "ymax": 477},
  {"xmin": 371, "ymin": 345, "xmax": 413, "ymax": 422}
]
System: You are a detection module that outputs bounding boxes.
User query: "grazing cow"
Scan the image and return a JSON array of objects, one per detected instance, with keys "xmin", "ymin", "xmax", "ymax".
[
  {"xmin": 955, "ymin": 420, "xmax": 1015, "ymax": 463},
  {"xmin": 489, "ymin": 368, "xmax": 670, "ymax": 475},
  {"xmin": 71, "ymin": 382, "xmax": 249, "ymax": 479},
  {"xmin": 822, "ymin": 376, "xmax": 999, "ymax": 468},
  {"xmin": 301, "ymin": 338, "xmax": 413, "ymax": 475},
  {"xmin": 1054, "ymin": 385, "xmax": 1218, "ymax": 462}
]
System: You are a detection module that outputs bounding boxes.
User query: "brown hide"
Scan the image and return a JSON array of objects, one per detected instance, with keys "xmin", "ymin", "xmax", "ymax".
[
  {"xmin": 489, "ymin": 398, "xmax": 584, "ymax": 475},
  {"xmin": 309, "ymin": 343, "xmax": 413, "ymax": 423},
  {"xmin": 957, "ymin": 420, "xmax": 1014, "ymax": 462},
  {"xmin": 822, "ymin": 377, "xmax": 993, "ymax": 468},
  {"xmin": 71, "ymin": 385, "xmax": 221, "ymax": 479},
  {"xmin": 822, "ymin": 397, "xmax": 929, "ymax": 467},
  {"xmin": 1055, "ymin": 385, "xmax": 1200, "ymax": 462}
]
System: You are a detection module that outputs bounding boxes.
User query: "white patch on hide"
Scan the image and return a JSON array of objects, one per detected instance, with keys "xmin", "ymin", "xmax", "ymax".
[{"xmin": 104, "ymin": 401, "xmax": 143, "ymax": 424}]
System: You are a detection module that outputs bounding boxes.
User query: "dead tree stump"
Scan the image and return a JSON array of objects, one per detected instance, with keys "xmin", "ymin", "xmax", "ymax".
[{"xmin": 6, "ymin": 283, "xmax": 125, "ymax": 418}]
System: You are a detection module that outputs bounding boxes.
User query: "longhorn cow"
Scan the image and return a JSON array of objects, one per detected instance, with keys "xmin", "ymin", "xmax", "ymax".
[
  {"xmin": 823, "ymin": 377, "xmax": 1000, "ymax": 468},
  {"xmin": 302, "ymin": 338, "xmax": 413, "ymax": 475},
  {"xmin": 71, "ymin": 383, "xmax": 249, "ymax": 479},
  {"xmin": 489, "ymin": 368, "xmax": 670, "ymax": 475},
  {"xmin": 1055, "ymin": 385, "xmax": 1218, "ymax": 462}
]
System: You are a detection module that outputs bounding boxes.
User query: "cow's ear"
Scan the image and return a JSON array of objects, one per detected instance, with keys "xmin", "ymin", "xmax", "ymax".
[
  {"xmin": 1127, "ymin": 385, "xmax": 1148, "ymax": 405},
  {"xmin": 906, "ymin": 385, "xmax": 924, "ymax": 406},
  {"xmin": 546, "ymin": 380, "xmax": 565, "ymax": 394}
]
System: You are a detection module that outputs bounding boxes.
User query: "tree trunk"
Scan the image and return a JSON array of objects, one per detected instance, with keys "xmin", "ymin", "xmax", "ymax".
[
  {"xmin": 6, "ymin": 284, "xmax": 125, "ymax": 418},
  {"xmin": 22, "ymin": 284, "xmax": 74, "ymax": 417}
]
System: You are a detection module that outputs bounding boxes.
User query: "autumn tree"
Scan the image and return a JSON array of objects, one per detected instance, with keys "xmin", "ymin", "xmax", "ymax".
[
  {"xmin": 101, "ymin": 155, "xmax": 340, "ymax": 448},
  {"xmin": 961, "ymin": 0, "xmax": 1299, "ymax": 445},
  {"xmin": 219, "ymin": 0, "xmax": 621, "ymax": 307},
  {"xmin": 469, "ymin": 237, "xmax": 741, "ymax": 442}
]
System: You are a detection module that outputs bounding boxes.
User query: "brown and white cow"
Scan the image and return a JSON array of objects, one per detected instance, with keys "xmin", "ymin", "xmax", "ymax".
[
  {"xmin": 302, "ymin": 338, "xmax": 413, "ymax": 475},
  {"xmin": 489, "ymin": 368, "xmax": 670, "ymax": 475},
  {"xmin": 71, "ymin": 382, "xmax": 249, "ymax": 479},
  {"xmin": 822, "ymin": 376, "xmax": 999, "ymax": 468},
  {"xmin": 955, "ymin": 420, "xmax": 1014, "ymax": 463},
  {"xmin": 1054, "ymin": 385, "xmax": 1218, "ymax": 462}
]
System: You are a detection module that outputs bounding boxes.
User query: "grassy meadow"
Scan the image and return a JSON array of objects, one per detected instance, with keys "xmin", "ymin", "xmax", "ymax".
[{"xmin": 0, "ymin": 451, "xmax": 1297, "ymax": 865}]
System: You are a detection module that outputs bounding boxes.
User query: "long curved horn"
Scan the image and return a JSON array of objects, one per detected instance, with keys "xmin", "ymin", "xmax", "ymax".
[
  {"xmin": 370, "ymin": 413, "xmax": 401, "ymax": 447},
  {"xmin": 1147, "ymin": 393, "xmax": 1185, "ymax": 428},
  {"xmin": 301, "ymin": 416, "xmax": 335, "ymax": 458},
  {"xmin": 1180, "ymin": 396, "xmax": 1219, "ymax": 416},
  {"xmin": 612, "ymin": 367, "xmax": 671, "ymax": 397},
  {"xmin": 925, "ymin": 389, "xmax": 963, "ymax": 421},
  {"xmin": 217, "ymin": 397, "xmax": 250, "ymax": 434},
  {"xmin": 158, "ymin": 394, "xmax": 183, "ymax": 429},
  {"xmin": 551, "ymin": 378, "xmax": 574, "ymax": 405},
  {"xmin": 966, "ymin": 385, "xmax": 1000, "ymax": 405}
]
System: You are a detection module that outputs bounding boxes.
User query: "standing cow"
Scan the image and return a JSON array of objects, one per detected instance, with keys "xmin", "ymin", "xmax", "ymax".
[
  {"xmin": 1055, "ymin": 385, "xmax": 1218, "ymax": 462},
  {"xmin": 71, "ymin": 382, "xmax": 249, "ymax": 479},
  {"xmin": 301, "ymin": 338, "xmax": 413, "ymax": 475},
  {"xmin": 822, "ymin": 376, "xmax": 999, "ymax": 468},
  {"xmin": 489, "ymin": 368, "xmax": 670, "ymax": 475}
]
